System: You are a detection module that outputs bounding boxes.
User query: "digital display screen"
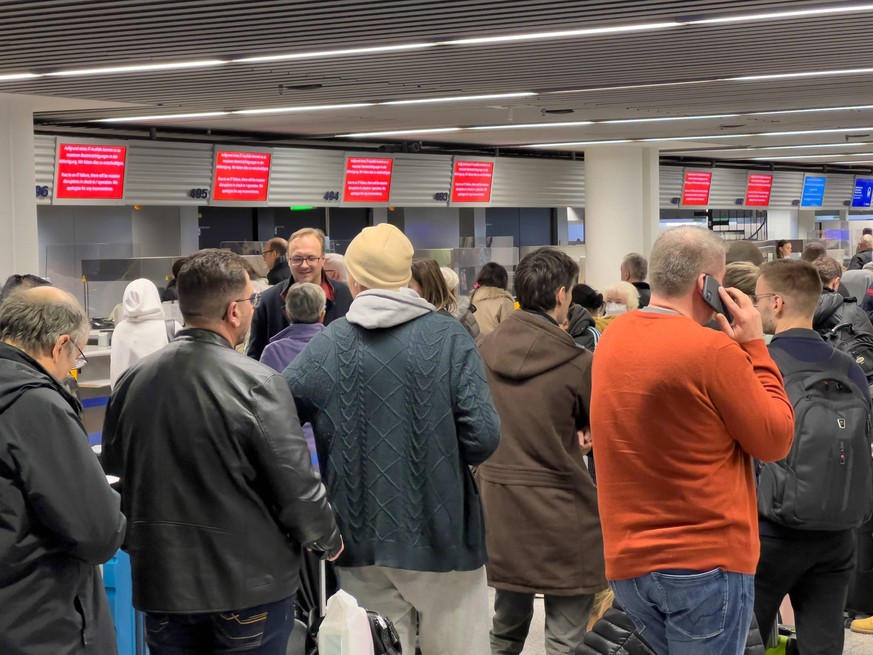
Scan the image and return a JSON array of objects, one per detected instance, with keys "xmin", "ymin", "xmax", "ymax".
[
  {"xmin": 55, "ymin": 143, "xmax": 127, "ymax": 199},
  {"xmin": 852, "ymin": 177, "xmax": 873, "ymax": 208},
  {"xmin": 745, "ymin": 173, "xmax": 773, "ymax": 207},
  {"xmin": 451, "ymin": 160, "xmax": 495, "ymax": 203},
  {"xmin": 343, "ymin": 156, "xmax": 394, "ymax": 203},
  {"xmin": 800, "ymin": 175, "xmax": 827, "ymax": 208},
  {"xmin": 212, "ymin": 150, "xmax": 272, "ymax": 202},
  {"xmin": 680, "ymin": 170, "xmax": 713, "ymax": 206}
]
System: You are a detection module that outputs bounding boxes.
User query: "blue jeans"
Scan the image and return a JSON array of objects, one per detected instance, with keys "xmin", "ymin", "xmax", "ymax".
[
  {"xmin": 611, "ymin": 569, "xmax": 754, "ymax": 655},
  {"xmin": 144, "ymin": 595, "xmax": 295, "ymax": 655}
]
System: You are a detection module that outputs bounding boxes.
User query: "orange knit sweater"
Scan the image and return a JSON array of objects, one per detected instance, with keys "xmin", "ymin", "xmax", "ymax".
[{"xmin": 591, "ymin": 311, "xmax": 794, "ymax": 580}]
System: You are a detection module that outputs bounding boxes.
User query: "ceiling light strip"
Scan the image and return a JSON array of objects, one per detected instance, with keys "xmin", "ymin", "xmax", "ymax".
[
  {"xmin": 686, "ymin": 4, "xmax": 873, "ymax": 25},
  {"xmin": 443, "ymin": 22, "xmax": 679, "ymax": 46},
  {"xmin": 234, "ymin": 43, "xmax": 435, "ymax": 64},
  {"xmin": 339, "ymin": 127, "xmax": 462, "ymax": 138},
  {"xmin": 47, "ymin": 60, "xmax": 227, "ymax": 77}
]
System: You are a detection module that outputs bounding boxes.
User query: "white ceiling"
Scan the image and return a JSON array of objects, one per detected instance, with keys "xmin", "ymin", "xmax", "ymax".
[{"xmin": 4, "ymin": 1, "xmax": 873, "ymax": 165}]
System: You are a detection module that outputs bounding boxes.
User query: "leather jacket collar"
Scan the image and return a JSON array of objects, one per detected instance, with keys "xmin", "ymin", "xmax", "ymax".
[{"xmin": 176, "ymin": 327, "xmax": 235, "ymax": 349}]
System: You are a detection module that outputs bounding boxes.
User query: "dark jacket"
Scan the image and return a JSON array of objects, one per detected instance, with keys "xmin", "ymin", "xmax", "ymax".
[
  {"xmin": 631, "ymin": 281, "xmax": 651, "ymax": 309},
  {"xmin": 285, "ymin": 289, "xmax": 501, "ymax": 572},
  {"xmin": 0, "ymin": 343, "xmax": 125, "ymax": 655},
  {"xmin": 813, "ymin": 287, "xmax": 873, "ymax": 338},
  {"xmin": 567, "ymin": 304, "xmax": 600, "ymax": 351},
  {"xmin": 576, "ymin": 602, "xmax": 765, "ymax": 655},
  {"xmin": 247, "ymin": 275, "xmax": 352, "ymax": 360},
  {"xmin": 478, "ymin": 311, "xmax": 606, "ymax": 595},
  {"xmin": 160, "ymin": 279, "xmax": 178, "ymax": 303},
  {"xmin": 267, "ymin": 258, "xmax": 291, "ymax": 286},
  {"xmin": 849, "ymin": 247, "xmax": 873, "ymax": 271},
  {"xmin": 102, "ymin": 328, "xmax": 341, "ymax": 613}
]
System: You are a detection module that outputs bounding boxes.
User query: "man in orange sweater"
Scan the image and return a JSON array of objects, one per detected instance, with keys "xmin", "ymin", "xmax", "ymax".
[{"xmin": 591, "ymin": 227, "xmax": 795, "ymax": 655}]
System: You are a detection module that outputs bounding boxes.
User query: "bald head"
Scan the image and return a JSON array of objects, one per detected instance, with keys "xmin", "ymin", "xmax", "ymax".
[
  {"xmin": 0, "ymin": 287, "xmax": 90, "ymax": 357},
  {"xmin": 265, "ymin": 237, "xmax": 288, "ymax": 256}
]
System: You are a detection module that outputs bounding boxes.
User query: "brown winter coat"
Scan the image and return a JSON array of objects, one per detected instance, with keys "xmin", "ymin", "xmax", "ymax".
[
  {"xmin": 478, "ymin": 310, "xmax": 606, "ymax": 595},
  {"xmin": 470, "ymin": 285, "xmax": 515, "ymax": 339}
]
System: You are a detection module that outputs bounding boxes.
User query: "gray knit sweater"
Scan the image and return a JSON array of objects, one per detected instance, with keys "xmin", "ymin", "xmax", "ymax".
[{"xmin": 284, "ymin": 289, "xmax": 500, "ymax": 572}]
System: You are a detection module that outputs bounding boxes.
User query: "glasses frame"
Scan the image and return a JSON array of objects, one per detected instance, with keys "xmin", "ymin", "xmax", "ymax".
[
  {"xmin": 228, "ymin": 292, "xmax": 261, "ymax": 311},
  {"xmin": 71, "ymin": 340, "xmax": 88, "ymax": 370},
  {"xmin": 289, "ymin": 255, "xmax": 323, "ymax": 267},
  {"xmin": 751, "ymin": 292, "xmax": 779, "ymax": 307}
]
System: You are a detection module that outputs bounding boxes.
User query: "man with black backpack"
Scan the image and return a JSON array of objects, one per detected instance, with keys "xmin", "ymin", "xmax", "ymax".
[{"xmin": 754, "ymin": 259, "xmax": 873, "ymax": 653}]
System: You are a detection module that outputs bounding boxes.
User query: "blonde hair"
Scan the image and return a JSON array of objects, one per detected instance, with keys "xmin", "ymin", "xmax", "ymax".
[
  {"xmin": 288, "ymin": 228, "xmax": 326, "ymax": 254},
  {"xmin": 723, "ymin": 262, "xmax": 760, "ymax": 296},
  {"xmin": 603, "ymin": 281, "xmax": 640, "ymax": 310}
]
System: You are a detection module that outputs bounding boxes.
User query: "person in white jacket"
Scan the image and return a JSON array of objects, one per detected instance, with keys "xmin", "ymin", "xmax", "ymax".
[{"xmin": 110, "ymin": 278, "xmax": 179, "ymax": 389}]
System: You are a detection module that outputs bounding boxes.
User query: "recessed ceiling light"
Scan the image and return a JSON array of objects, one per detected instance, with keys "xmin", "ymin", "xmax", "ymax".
[
  {"xmin": 469, "ymin": 121, "xmax": 594, "ymax": 131},
  {"xmin": 443, "ymin": 22, "xmax": 679, "ymax": 46},
  {"xmin": 235, "ymin": 103, "xmax": 374, "ymax": 115},
  {"xmin": 751, "ymin": 153, "xmax": 873, "ymax": 160},
  {"xmin": 603, "ymin": 113, "xmax": 739, "ymax": 124},
  {"xmin": 235, "ymin": 43, "xmax": 435, "ymax": 64},
  {"xmin": 520, "ymin": 139, "xmax": 633, "ymax": 148},
  {"xmin": 0, "ymin": 72, "xmax": 41, "ymax": 82},
  {"xmin": 686, "ymin": 4, "xmax": 873, "ymax": 25},
  {"xmin": 47, "ymin": 60, "xmax": 226, "ymax": 77},
  {"xmin": 731, "ymin": 67, "xmax": 873, "ymax": 82},
  {"xmin": 750, "ymin": 105, "xmax": 873, "ymax": 116},
  {"xmin": 94, "ymin": 111, "xmax": 230, "ymax": 123},
  {"xmin": 382, "ymin": 92, "xmax": 536, "ymax": 106},
  {"xmin": 339, "ymin": 127, "xmax": 462, "ymax": 138},
  {"xmin": 640, "ymin": 134, "xmax": 754, "ymax": 142},
  {"xmin": 759, "ymin": 127, "xmax": 873, "ymax": 136}
]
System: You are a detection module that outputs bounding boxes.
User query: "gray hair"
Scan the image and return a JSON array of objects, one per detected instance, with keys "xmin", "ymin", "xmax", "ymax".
[
  {"xmin": 621, "ymin": 253, "xmax": 648, "ymax": 282},
  {"xmin": 0, "ymin": 289, "xmax": 89, "ymax": 357},
  {"xmin": 285, "ymin": 282, "xmax": 326, "ymax": 324},
  {"xmin": 650, "ymin": 227, "xmax": 726, "ymax": 298},
  {"xmin": 323, "ymin": 253, "xmax": 347, "ymax": 282},
  {"xmin": 863, "ymin": 234, "xmax": 873, "ymax": 248}
]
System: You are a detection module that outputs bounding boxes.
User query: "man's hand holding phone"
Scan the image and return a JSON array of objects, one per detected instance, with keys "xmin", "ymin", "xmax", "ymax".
[{"xmin": 716, "ymin": 286, "xmax": 764, "ymax": 344}]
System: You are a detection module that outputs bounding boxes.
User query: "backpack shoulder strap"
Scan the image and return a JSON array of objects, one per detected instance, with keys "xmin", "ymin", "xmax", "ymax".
[{"xmin": 165, "ymin": 319, "xmax": 177, "ymax": 342}]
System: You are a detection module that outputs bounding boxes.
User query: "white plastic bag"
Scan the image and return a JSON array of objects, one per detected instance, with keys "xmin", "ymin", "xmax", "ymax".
[{"xmin": 317, "ymin": 589, "xmax": 375, "ymax": 655}]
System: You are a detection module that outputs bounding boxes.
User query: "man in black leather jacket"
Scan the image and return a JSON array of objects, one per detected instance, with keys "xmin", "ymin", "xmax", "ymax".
[{"xmin": 102, "ymin": 249, "xmax": 342, "ymax": 655}]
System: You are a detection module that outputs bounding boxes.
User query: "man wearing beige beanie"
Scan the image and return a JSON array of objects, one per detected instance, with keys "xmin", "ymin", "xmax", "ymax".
[{"xmin": 285, "ymin": 223, "xmax": 501, "ymax": 655}]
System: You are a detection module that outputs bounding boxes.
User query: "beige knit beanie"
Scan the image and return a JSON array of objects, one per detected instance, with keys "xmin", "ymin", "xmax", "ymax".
[{"xmin": 344, "ymin": 224, "xmax": 414, "ymax": 291}]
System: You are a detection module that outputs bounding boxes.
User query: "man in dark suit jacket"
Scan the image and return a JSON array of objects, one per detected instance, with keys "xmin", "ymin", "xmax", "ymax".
[{"xmin": 247, "ymin": 228, "xmax": 352, "ymax": 360}]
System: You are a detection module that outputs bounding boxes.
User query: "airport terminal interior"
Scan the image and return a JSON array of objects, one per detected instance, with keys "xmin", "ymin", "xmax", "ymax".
[{"xmin": 11, "ymin": 1, "xmax": 873, "ymax": 654}]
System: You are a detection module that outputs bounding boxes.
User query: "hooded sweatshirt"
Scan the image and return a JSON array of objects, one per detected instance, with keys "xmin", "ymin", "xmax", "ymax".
[
  {"xmin": 478, "ymin": 310, "xmax": 606, "ymax": 595},
  {"xmin": 284, "ymin": 287, "xmax": 501, "ymax": 572},
  {"xmin": 0, "ymin": 342, "xmax": 125, "ymax": 654},
  {"xmin": 110, "ymin": 278, "xmax": 177, "ymax": 389}
]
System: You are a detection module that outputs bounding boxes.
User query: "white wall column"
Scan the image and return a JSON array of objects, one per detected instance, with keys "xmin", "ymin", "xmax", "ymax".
[
  {"xmin": 555, "ymin": 207, "xmax": 570, "ymax": 245},
  {"xmin": 0, "ymin": 97, "xmax": 37, "ymax": 280},
  {"xmin": 584, "ymin": 145, "xmax": 659, "ymax": 292},
  {"xmin": 180, "ymin": 206, "xmax": 200, "ymax": 254}
]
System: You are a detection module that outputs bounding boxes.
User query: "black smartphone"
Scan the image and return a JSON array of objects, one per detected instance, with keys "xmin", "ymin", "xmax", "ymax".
[{"xmin": 701, "ymin": 274, "xmax": 733, "ymax": 324}]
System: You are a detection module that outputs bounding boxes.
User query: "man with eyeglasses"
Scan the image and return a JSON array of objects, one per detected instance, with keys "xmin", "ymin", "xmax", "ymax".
[
  {"xmin": 753, "ymin": 259, "xmax": 872, "ymax": 652},
  {"xmin": 0, "ymin": 287, "xmax": 126, "ymax": 655},
  {"xmin": 247, "ymin": 227, "xmax": 352, "ymax": 360},
  {"xmin": 262, "ymin": 237, "xmax": 291, "ymax": 286},
  {"xmin": 102, "ymin": 249, "xmax": 342, "ymax": 655}
]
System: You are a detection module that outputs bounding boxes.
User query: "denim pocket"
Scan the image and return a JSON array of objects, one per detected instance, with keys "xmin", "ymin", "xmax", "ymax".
[
  {"xmin": 215, "ymin": 607, "xmax": 269, "ymax": 649},
  {"xmin": 650, "ymin": 568, "xmax": 728, "ymax": 639}
]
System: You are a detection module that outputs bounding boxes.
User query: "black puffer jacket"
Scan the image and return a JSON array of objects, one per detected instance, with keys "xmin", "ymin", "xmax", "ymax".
[
  {"xmin": 813, "ymin": 288, "xmax": 873, "ymax": 338},
  {"xmin": 102, "ymin": 328, "xmax": 342, "ymax": 613},
  {"xmin": 576, "ymin": 601, "xmax": 765, "ymax": 655},
  {"xmin": 567, "ymin": 304, "xmax": 600, "ymax": 351}
]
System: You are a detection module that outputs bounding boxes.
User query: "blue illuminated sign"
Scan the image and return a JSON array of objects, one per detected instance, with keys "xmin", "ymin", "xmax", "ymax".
[
  {"xmin": 800, "ymin": 175, "xmax": 826, "ymax": 208},
  {"xmin": 852, "ymin": 178, "xmax": 873, "ymax": 208}
]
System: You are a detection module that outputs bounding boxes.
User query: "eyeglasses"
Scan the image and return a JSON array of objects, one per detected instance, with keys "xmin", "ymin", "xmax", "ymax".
[
  {"xmin": 751, "ymin": 293, "xmax": 778, "ymax": 307},
  {"xmin": 289, "ymin": 255, "xmax": 322, "ymax": 267},
  {"xmin": 230, "ymin": 292, "xmax": 261, "ymax": 309},
  {"xmin": 71, "ymin": 341, "xmax": 88, "ymax": 370}
]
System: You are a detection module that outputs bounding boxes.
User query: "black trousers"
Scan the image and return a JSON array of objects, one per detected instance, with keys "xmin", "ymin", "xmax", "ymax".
[{"xmin": 754, "ymin": 529, "xmax": 855, "ymax": 655}]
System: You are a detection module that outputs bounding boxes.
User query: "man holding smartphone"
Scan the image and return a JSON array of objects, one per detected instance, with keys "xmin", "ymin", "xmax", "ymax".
[{"xmin": 591, "ymin": 227, "xmax": 795, "ymax": 655}]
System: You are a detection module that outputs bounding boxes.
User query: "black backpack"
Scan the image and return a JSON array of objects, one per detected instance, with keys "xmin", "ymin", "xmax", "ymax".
[
  {"xmin": 758, "ymin": 347, "xmax": 873, "ymax": 531},
  {"xmin": 824, "ymin": 321, "xmax": 873, "ymax": 385}
]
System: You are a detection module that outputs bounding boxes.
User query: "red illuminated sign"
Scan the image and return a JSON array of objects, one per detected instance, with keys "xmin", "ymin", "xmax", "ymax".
[
  {"xmin": 213, "ymin": 150, "xmax": 271, "ymax": 201},
  {"xmin": 451, "ymin": 160, "xmax": 494, "ymax": 203},
  {"xmin": 681, "ymin": 171, "xmax": 712, "ymax": 206},
  {"xmin": 745, "ymin": 173, "xmax": 773, "ymax": 207},
  {"xmin": 55, "ymin": 143, "xmax": 126, "ymax": 199},
  {"xmin": 343, "ymin": 157, "xmax": 394, "ymax": 203}
]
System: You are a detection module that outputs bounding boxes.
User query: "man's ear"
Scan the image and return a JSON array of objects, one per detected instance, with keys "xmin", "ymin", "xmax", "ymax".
[{"xmin": 226, "ymin": 300, "xmax": 242, "ymax": 328}]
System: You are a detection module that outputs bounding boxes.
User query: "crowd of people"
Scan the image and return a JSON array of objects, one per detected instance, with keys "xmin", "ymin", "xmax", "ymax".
[{"xmin": 3, "ymin": 225, "xmax": 873, "ymax": 655}]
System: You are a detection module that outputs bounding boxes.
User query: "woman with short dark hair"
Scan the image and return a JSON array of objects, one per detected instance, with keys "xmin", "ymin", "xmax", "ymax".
[{"xmin": 470, "ymin": 263, "xmax": 514, "ymax": 339}]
